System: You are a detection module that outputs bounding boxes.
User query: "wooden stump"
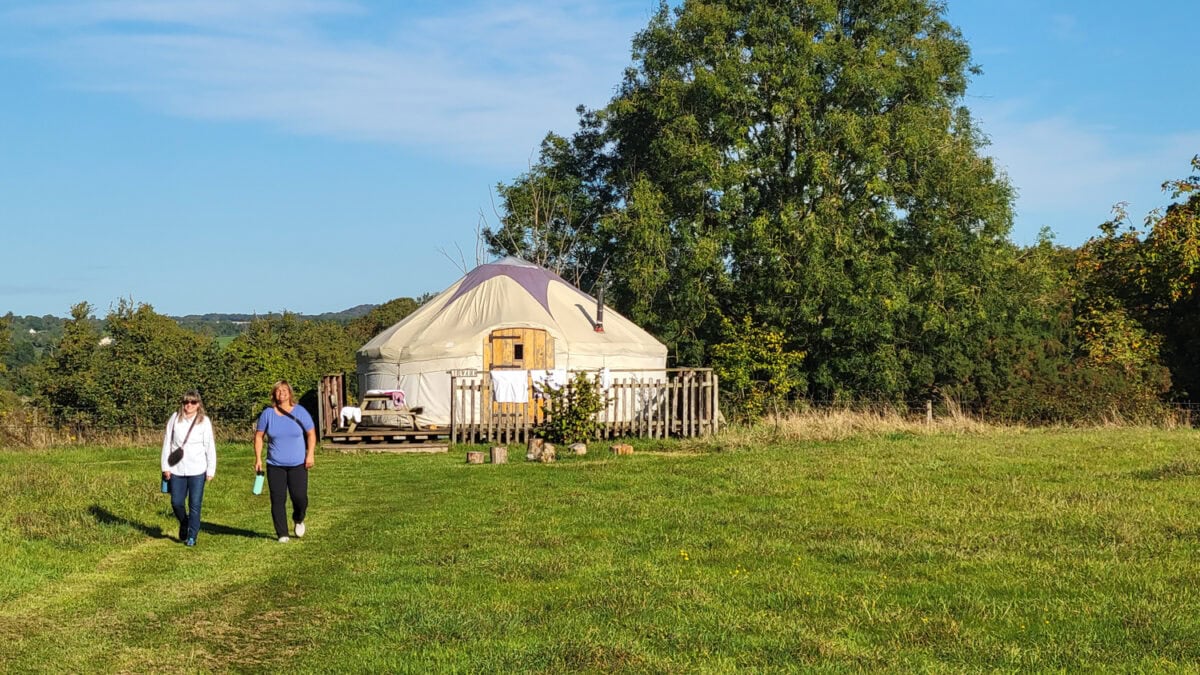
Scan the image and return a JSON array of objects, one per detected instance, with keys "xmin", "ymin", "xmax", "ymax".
[
  {"xmin": 539, "ymin": 443, "xmax": 557, "ymax": 463},
  {"xmin": 610, "ymin": 443, "xmax": 633, "ymax": 455},
  {"xmin": 490, "ymin": 446, "xmax": 508, "ymax": 464},
  {"xmin": 570, "ymin": 443, "xmax": 588, "ymax": 456},
  {"xmin": 466, "ymin": 450, "xmax": 485, "ymax": 464},
  {"xmin": 526, "ymin": 437, "xmax": 544, "ymax": 461}
]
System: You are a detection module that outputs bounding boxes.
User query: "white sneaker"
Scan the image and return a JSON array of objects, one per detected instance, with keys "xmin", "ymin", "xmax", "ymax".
[
  {"xmin": 278, "ymin": 536, "xmax": 290, "ymax": 543},
  {"xmin": 295, "ymin": 522, "xmax": 306, "ymax": 538}
]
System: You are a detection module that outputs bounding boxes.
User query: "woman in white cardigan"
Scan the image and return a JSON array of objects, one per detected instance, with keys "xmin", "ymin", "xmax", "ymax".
[{"xmin": 161, "ymin": 389, "xmax": 217, "ymax": 547}]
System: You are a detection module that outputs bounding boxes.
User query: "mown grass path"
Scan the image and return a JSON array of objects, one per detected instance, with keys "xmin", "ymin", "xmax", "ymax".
[{"xmin": 1, "ymin": 428, "xmax": 1199, "ymax": 671}]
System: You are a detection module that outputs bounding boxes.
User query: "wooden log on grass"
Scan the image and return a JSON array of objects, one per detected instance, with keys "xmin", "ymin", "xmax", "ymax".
[
  {"xmin": 526, "ymin": 437, "xmax": 544, "ymax": 461},
  {"xmin": 466, "ymin": 450, "xmax": 485, "ymax": 464},
  {"xmin": 490, "ymin": 446, "xmax": 508, "ymax": 464},
  {"xmin": 610, "ymin": 443, "xmax": 633, "ymax": 455}
]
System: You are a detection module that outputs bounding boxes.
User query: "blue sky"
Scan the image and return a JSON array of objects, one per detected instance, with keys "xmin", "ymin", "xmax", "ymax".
[{"xmin": 1, "ymin": 0, "xmax": 1196, "ymax": 318}]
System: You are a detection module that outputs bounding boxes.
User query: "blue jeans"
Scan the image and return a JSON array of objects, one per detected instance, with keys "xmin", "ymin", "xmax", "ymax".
[{"xmin": 169, "ymin": 473, "xmax": 206, "ymax": 541}]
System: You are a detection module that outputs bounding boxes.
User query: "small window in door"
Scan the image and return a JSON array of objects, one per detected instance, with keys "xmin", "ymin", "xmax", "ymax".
[{"xmin": 513, "ymin": 344, "xmax": 524, "ymax": 361}]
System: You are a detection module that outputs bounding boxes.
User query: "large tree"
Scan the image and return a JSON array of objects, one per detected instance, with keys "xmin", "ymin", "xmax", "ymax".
[{"xmin": 491, "ymin": 0, "xmax": 1017, "ymax": 402}]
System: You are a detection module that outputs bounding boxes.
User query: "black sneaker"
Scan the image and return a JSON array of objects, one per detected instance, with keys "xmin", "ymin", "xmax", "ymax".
[{"xmin": 179, "ymin": 523, "xmax": 187, "ymax": 541}]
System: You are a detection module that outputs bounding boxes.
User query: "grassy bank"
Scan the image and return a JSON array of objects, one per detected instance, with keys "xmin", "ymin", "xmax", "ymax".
[{"xmin": 1, "ymin": 428, "xmax": 1199, "ymax": 671}]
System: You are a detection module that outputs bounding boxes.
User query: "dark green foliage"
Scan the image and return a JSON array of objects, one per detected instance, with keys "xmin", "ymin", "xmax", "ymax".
[
  {"xmin": 491, "ymin": 0, "xmax": 1023, "ymax": 407},
  {"xmin": 17, "ymin": 300, "xmax": 397, "ymax": 434},
  {"xmin": 0, "ymin": 313, "xmax": 10, "ymax": 380},
  {"xmin": 95, "ymin": 299, "xmax": 220, "ymax": 429},
  {"xmin": 538, "ymin": 371, "xmax": 608, "ymax": 444},
  {"xmin": 37, "ymin": 300, "xmax": 218, "ymax": 430},
  {"xmin": 483, "ymin": 2, "xmax": 1200, "ymax": 421},
  {"xmin": 215, "ymin": 314, "xmax": 356, "ymax": 424}
]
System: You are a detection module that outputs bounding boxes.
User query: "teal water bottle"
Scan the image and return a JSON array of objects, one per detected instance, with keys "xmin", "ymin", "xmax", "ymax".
[
  {"xmin": 252, "ymin": 470, "xmax": 265, "ymax": 495},
  {"xmin": 161, "ymin": 474, "xmax": 169, "ymax": 493}
]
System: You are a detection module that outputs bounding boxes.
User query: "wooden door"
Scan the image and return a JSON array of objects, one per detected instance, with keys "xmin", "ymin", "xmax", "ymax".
[{"xmin": 484, "ymin": 328, "xmax": 554, "ymax": 426}]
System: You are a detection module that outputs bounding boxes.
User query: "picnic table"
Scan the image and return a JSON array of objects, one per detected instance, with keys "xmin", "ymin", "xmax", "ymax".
[{"xmin": 350, "ymin": 391, "xmax": 421, "ymax": 431}]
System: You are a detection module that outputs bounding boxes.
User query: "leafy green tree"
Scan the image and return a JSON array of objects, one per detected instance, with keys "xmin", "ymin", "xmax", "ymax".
[
  {"xmin": 484, "ymin": 133, "xmax": 609, "ymax": 285},
  {"xmin": 1072, "ymin": 156, "xmax": 1200, "ymax": 401},
  {"xmin": 38, "ymin": 302, "xmax": 103, "ymax": 427},
  {"xmin": 0, "ymin": 313, "xmax": 11, "ymax": 382},
  {"xmin": 91, "ymin": 299, "xmax": 220, "ymax": 429},
  {"xmin": 217, "ymin": 314, "xmax": 356, "ymax": 424},
  {"xmin": 493, "ymin": 0, "xmax": 1018, "ymax": 405},
  {"xmin": 36, "ymin": 300, "xmax": 225, "ymax": 430}
]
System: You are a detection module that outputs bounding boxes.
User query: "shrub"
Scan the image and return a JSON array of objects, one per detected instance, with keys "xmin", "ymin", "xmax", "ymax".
[
  {"xmin": 711, "ymin": 316, "xmax": 806, "ymax": 423},
  {"xmin": 538, "ymin": 372, "xmax": 607, "ymax": 444}
]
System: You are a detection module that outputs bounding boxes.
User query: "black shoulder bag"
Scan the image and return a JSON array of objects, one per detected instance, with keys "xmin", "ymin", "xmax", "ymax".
[{"xmin": 168, "ymin": 414, "xmax": 198, "ymax": 466}]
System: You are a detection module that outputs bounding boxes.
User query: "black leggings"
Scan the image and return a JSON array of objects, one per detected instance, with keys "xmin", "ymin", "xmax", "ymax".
[{"xmin": 266, "ymin": 464, "xmax": 308, "ymax": 537}]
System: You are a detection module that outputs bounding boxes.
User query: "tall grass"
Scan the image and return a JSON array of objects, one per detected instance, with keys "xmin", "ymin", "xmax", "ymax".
[
  {"xmin": 2, "ymin": 427, "xmax": 1200, "ymax": 671},
  {"xmin": 716, "ymin": 406, "xmax": 995, "ymax": 447}
]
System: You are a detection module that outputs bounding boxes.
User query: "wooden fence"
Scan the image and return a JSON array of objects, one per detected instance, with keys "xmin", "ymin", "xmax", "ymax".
[{"xmin": 450, "ymin": 368, "xmax": 719, "ymax": 445}]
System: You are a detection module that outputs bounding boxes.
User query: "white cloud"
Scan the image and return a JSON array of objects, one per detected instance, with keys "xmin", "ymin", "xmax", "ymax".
[
  {"xmin": 2, "ymin": 0, "xmax": 646, "ymax": 165},
  {"xmin": 973, "ymin": 100, "xmax": 1200, "ymax": 244}
]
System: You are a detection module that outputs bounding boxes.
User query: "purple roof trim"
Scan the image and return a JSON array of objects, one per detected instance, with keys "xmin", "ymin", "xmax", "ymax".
[{"xmin": 440, "ymin": 258, "xmax": 589, "ymax": 316}]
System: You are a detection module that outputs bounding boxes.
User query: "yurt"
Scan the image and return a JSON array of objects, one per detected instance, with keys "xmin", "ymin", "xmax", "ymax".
[{"xmin": 357, "ymin": 257, "xmax": 668, "ymax": 425}]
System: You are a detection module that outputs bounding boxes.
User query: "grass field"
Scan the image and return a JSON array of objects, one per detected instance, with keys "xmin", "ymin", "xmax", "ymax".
[{"xmin": 2, "ymin": 428, "xmax": 1199, "ymax": 672}]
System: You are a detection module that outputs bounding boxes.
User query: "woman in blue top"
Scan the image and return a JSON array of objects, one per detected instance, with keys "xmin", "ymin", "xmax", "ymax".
[{"xmin": 253, "ymin": 380, "xmax": 316, "ymax": 542}]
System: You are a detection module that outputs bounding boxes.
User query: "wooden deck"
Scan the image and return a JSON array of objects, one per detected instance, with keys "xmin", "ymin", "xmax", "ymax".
[{"xmin": 321, "ymin": 428, "xmax": 449, "ymax": 453}]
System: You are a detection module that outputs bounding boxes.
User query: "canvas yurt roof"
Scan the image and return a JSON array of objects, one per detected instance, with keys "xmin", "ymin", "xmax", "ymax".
[
  {"xmin": 356, "ymin": 257, "xmax": 668, "ymax": 424},
  {"xmin": 359, "ymin": 257, "xmax": 667, "ymax": 365}
]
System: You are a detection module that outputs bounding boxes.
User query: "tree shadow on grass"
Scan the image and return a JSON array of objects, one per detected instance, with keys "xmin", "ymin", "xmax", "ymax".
[{"xmin": 88, "ymin": 505, "xmax": 273, "ymax": 540}]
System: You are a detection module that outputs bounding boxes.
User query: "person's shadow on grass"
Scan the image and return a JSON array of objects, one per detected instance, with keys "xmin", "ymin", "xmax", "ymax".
[
  {"xmin": 87, "ymin": 505, "xmax": 167, "ymax": 539},
  {"xmin": 88, "ymin": 505, "xmax": 274, "ymax": 540},
  {"xmin": 199, "ymin": 521, "xmax": 274, "ymax": 539}
]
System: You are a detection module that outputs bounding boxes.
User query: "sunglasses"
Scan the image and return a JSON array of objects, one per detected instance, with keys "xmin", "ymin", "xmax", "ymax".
[{"xmin": 182, "ymin": 400, "xmax": 200, "ymax": 405}]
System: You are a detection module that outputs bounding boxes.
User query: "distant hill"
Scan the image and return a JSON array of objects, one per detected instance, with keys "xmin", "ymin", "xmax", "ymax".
[
  {"xmin": 170, "ymin": 305, "xmax": 378, "ymax": 337},
  {"xmin": 172, "ymin": 304, "xmax": 377, "ymax": 324},
  {"xmin": 6, "ymin": 304, "xmax": 380, "ymax": 342}
]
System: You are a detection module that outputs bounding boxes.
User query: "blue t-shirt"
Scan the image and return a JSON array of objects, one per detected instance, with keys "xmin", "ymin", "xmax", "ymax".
[{"xmin": 256, "ymin": 405, "xmax": 315, "ymax": 467}]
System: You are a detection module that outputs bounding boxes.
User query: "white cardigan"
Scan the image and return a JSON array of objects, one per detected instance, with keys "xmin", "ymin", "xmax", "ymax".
[{"xmin": 161, "ymin": 412, "xmax": 217, "ymax": 477}]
